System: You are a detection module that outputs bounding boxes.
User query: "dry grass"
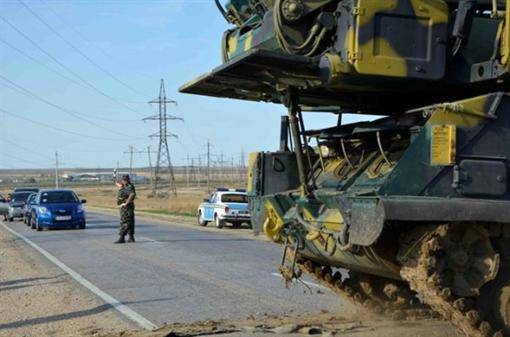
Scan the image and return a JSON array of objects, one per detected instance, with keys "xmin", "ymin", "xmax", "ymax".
[{"xmin": 75, "ymin": 185, "xmax": 208, "ymax": 217}]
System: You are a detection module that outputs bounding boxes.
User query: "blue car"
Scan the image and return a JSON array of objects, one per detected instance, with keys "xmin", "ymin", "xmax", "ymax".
[{"xmin": 30, "ymin": 189, "xmax": 86, "ymax": 231}]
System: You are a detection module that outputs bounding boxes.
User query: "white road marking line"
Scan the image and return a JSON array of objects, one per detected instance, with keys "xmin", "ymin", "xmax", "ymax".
[
  {"xmin": 0, "ymin": 221, "xmax": 158, "ymax": 330},
  {"xmin": 271, "ymin": 272, "xmax": 328, "ymax": 290},
  {"xmin": 138, "ymin": 236, "xmax": 160, "ymax": 243}
]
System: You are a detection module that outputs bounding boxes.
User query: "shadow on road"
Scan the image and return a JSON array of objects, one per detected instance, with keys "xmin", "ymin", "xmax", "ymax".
[
  {"xmin": 84, "ymin": 225, "xmax": 119, "ymax": 230},
  {"xmin": 0, "ymin": 297, "xmax": 174, "ymax": 330},
  {"xmin": 85, "ymin": 220, "xmax": 114, "ymax": 225},
  {"xmin": 0, "ymin": 275, "xmax": 65, "ymax": 287},
  {"xmin": 0, "ymin": 280, "xmax": 66, "ymax": 292}
]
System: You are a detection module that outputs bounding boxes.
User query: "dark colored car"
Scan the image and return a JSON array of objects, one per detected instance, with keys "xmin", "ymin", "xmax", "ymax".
[
  {"xmin": 0, "ymin": 194, "xmax": 8, "ymax": 220},
  {"xmin": 23, "ymin": 193, "xmax": 37, "ymax": 225},
  {"xmin": 14, "ymin": 187, "xmax": 39, "ymax": 193},
  {"xmin": 7, "ymin": 191, "xmax": 33, "ymax": 221},
  {"xmin": 30, "ymin": 189, "xmax": 86, "ymax": 231}
]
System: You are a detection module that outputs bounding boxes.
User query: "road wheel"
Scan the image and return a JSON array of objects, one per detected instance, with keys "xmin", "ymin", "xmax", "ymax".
[
  {"xmin": 79, "ymin": 223, "xmax": 86, "ymax": 229},
  {"xmin": 36, "ymin": 220, "xmax": 42, "ymax": 231},
  {"xmin": 214, "ymin": 214, "xmax": 224, "ymax": 229},
  {"xmin": 197, "ymin": 211, "xmax": 208, "ymax": 226},
  {"xmin": 30, "ymin": 215, "xmax": 36, "ymax": 229},
  {"xmin": 7, "ymin": 217, "xmax": 13, "ymax": 222},
  {"xmin": 479, "ymin": 237, "xmax": 510, "ymax": 334}
]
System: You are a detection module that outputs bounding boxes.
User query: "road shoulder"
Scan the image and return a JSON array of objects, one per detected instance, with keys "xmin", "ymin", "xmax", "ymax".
[{"xmin": 0, "ymin": 221, "xmax": 133, "ymax": 337}]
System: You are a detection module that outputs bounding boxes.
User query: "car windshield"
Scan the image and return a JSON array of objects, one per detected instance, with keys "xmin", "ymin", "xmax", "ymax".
[
  {"xmin": 12, "ymin": 192, "xmax": 32, "ymax": 203},
  {"xmin": 221, "ymin": 194, "xmax": 248, "ymax": 203},
  {"xmin": 40, "ymin": 191, "xmax": 79, "ymax": 204}
]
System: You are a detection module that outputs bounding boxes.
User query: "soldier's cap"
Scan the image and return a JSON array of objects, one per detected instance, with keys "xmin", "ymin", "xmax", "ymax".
[{"xmin": 121, "ymin": 174, "xmax": 130, "ymax": 182}]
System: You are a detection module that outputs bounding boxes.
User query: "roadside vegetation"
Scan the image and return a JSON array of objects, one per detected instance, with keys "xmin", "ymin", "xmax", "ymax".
[{"xmin": 76, "ymin": 185, "xmax": 208, "ymax": 217}]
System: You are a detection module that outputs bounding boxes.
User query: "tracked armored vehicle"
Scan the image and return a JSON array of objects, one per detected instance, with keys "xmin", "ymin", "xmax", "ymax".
[{"xmin": 180, "ymin": 1, "xmax": 510, "ymax": 336}]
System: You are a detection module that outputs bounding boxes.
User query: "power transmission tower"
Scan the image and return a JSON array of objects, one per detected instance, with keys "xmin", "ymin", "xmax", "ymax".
[
  {"xmin": 185, "ymin": 154, "xmax": 190, "ymax": 188},
  {"xmin": 147, "ymin": 146, "xmax": 154, "ymax": 191},
  {"xmin": 124, "ymin": 145, "xmax": 134, "ymax": 175},
  {"xmin": 55, "ymin": 151, "xmax": 59, "ymax": 188},
  {"xmin": 206, "ymin": 140, "xmax": 211, "ymax": 193},
  {"xmin": 219, "ymin": 152, "xmax": 224, "ymax": 186},
  {"xmin": 124, "ymin": 146, "xmax": 156, "ymax": 187},
  {"xmin": 197, "ymin": 156, "xmax": 202, "ymax": 188},
  {"xmin": 144, "ymin": 79, "xmax": 182, "ymax": 196},
  {"xmin": 239, "ymin": 149, "xmax": 246, "ymax": 185}
]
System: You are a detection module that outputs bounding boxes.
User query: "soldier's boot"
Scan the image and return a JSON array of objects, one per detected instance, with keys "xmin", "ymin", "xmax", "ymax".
[
  {"xmin": 127, "ymin": 235, "xmax": 135, "ymax": 243},
  {"xmin": 114, "ymin": 235, "xmax": 125, "ymax": 244}
]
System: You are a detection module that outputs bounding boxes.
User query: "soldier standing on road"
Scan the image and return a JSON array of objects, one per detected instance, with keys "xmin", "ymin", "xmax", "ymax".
[{"xmin": 114, "ymin": 174, "xmax": 136, "ymax": 244}]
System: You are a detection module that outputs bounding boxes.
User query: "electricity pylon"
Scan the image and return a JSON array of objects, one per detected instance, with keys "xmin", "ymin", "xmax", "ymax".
[{"xmin": 144, "ymin": 79, "xmax": 182, "ymax": 196}]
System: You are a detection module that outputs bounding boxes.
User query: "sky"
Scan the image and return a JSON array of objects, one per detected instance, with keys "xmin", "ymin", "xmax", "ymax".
[{"xmin": 0, "ymin": 0, "xmax": 361, "ymax": 169}]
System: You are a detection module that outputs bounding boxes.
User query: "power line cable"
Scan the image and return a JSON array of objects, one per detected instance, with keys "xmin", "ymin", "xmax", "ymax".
[
  {"xmin": 41, "ymin": 0, "xmax": 158, "ymax": 90},
  {"xmin": 0, "ymin": 74, "xmax": 145, "ymax": 139},
  {"xmin": 0, "ymin": 137, "xmax": 51, "ymax": 160},
  {"xmin": 0, "ymin": 13, "xmax": 146, "ymax": 117},
  {"xmin": 0, "ymin": 36, "xmax": 89, "ymax": 91},
  {"xmin": 17, "ymin": 0, "xmax": 144, "ymax": 97},
  {"xmin": 0, "ymin": 105, "xmax": 136, "ymax": 141},
  {"xmin": 0, "ymin": 36, "xmax": 142, "ymax": 123},
  {"xmin": 0, "ymin": 150, "xmax": 50, "ymax": 166}
]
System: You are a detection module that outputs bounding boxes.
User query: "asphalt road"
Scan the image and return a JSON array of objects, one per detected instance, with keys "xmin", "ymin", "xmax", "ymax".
[{"xmin": 1, "ymin": 211, "xmax": 349, "ymax": 329}]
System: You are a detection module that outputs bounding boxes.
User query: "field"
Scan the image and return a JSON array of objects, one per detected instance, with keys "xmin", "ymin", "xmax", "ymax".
[
  {"xmin": 0, "ymin": 166, "xmax": 247, "ymax": 218},
  {"xmin": 75, "ymin": 185, "xmax": 209, "ymax": 217}
]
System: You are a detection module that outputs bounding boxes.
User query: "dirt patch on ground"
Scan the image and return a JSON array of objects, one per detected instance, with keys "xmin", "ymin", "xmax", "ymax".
[
  {"xmin": 97, "ymin": 311, "xmax": 460, "ymax": 337},
  {"xmin": 0, "ymin": 224, "xmax": 131, "ymax": 337}
]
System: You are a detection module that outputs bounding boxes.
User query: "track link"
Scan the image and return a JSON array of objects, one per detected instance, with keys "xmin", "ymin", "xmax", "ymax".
[
  {"xmin": 288, "ymin": 258, "xmax": 436, "ymax": 320},
  {"xmin": 400, "ymin": 224, "xmax": 504, "ymax": 337}
]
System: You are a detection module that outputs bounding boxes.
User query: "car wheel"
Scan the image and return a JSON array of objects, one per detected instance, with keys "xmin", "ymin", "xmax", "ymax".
[
  {"xmin": 197, "ymin": 211, "xmax": 208, "ymax": 226},
  {"xmin": 214, "ymin": 214, "xmax": 224, "ymax": 229},
  {"xmin": 36, "ymin": 219, "xmax": 42, "ymax": 231},
  {"xmin": 31, "ymin": 215, "xmax": 36, "ymax": 229},
  {"xmin": 79, "ymin": 224, "xmax": 86, "ymax": 229},
  {"xmin": 7, "ymin": 217, "xmax": 13, "ymax": 222}
]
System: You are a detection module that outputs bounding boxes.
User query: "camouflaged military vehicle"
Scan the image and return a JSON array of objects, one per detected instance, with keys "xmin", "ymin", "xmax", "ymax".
[{"xmin": 181, "ymin": 1, "xmax": 510, "ymax": 336}]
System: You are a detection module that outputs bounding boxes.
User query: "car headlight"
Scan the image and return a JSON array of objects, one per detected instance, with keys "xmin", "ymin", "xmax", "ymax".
[
  {"xmin": 8, "ymin": 206, "xmax": 13, "ymax": 212},
  {"xmin": 77, "ymin": 205, "xmax": 84, "ymax": 213},
  {"xmin": 38, "ymin": 207, "xmax": 50, "ymax": 214}
]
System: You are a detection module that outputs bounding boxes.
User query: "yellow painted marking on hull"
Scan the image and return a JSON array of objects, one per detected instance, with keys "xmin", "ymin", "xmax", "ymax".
[
  {"xmin": 244, "ymin": 31, "xmax": 253, "ymax": 51},
  {"xmin": 428, "ymin": 95, "xmax": 490, "ymax": 128}
]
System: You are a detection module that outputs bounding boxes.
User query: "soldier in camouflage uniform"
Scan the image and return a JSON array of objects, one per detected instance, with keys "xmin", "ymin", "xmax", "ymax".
[{"xmin": 114, "ymin": 175, "xmax": 136, "ymax": 244}]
